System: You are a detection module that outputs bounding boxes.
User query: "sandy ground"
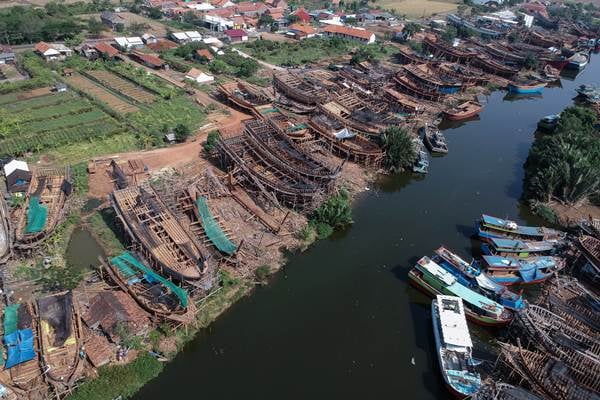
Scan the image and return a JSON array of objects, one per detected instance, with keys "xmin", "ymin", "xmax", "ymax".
[
  {"xmin": 550, "ymin": 200, "xmax": 600, "ymax": 227},
  {"xmin": 79, "ymin": 12, "xmax": 170, "ymax": 38}
]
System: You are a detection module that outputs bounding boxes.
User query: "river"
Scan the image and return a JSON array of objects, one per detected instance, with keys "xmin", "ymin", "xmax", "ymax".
[{"xmin": 134, "ymin": 55, "xmax": 599, "ymax": 400}]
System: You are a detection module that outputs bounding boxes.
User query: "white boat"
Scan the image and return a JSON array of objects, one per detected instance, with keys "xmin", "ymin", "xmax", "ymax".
[
  {"xmin": 432, "ymin": 295, "xmax": 481, "ymax": 398},
  {"xmin": 566, "ymin": 52, "xmax": 588, "ymax": 70}
]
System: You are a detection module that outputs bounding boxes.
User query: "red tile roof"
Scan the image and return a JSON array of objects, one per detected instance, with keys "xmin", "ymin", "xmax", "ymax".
[
  {"xmin": 288, "ymin": 23, "xmax": 316, "ymax": 35},
  {"xmin": 196, "ymin": 48, "xmax": 214, "ymax": 60},
  {"xmin": 35, "ymin": 42, "xmax": 52, "ymax": 53},
  {"xmin": 322, "ymin": 25, "xmax": 374, "ymax": 41},
  {"xmin": 130, "ymin": 50, "xmax": 165, "ymax": 67},
  {"xmin": 146, "ymin": 39, "xmax": 178, "ymax": 52},
  {"xmin": 94, "ymin": 42, "xmax": 120, "ymax": 58},
  {"xmin": 224, "ymin": 29, "xmax": 248, "ymax": 38},
  {"xmin": 291, "ymin": 7, "xmax": 311, "ymax": 22}
]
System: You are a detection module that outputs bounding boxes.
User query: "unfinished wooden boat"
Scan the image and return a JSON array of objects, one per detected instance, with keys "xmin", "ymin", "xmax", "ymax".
[
  {"xmin": 579, "ymin": 217, "xmax": 600, "ymax": 238},
  {"xmin": 579, "ymin": 235, "xmax": 600, "ymax": 278},
  {"xmin": 394, "ymin": 73, "xmax": 442, "ymax": 101},
  {"xmin": 307, "ymin": 115, "xmax": 383, "ymax": 167},
  {"xmin": 472, "ymin": 382, "xmax": 544, "ymax": 400},
  {"xmin": 216, "ymin": 129, "xmax": 322, "ymax": 210},
  {"xmin": 420, "ymin": 125, "xmax": 448, "ymax": 154},
  {"xmin": 432, "ymin": 295, "xmax": 481, "ymax": 398},
  {"xmin": 14, "ymin": 167, "xmax": 72, "ymax": 249},
  {"xmin": 423, "ymin": 36, "xmax": 476, "ymax": 62},
  {"xmin": 499, "ymin": 342, "xmax": 599, "ymax": 399},
  {"xmin": 217, "ymin": 80, "xmax": 273, "ymax": 116},
  {"xmin": 444, "ymin": 101, "xmax": 483, "ymax": 121},
  {"xmin": 5, "ymin": 303, "xmax": 42, "ymax": 391},
  {"xmin": 273, "ymin": 71, "xmax": 328, "ymax": 105},
  {"xmin": 437, "ymin": 63, "xmax": 488, "ymax": 86},
  {"xmin": 37, "ymin": 291, "xmax": 83, "ymax": 388},
  {"xmin": 318, "ymin": 100, "xmax": 384, "ymax": 137},
  {"xmin": 0, "ymin": 194, "xmax": 11, "ymax": 263},
  {"xmin": 472, "ymin": 54, "xmax": 518, "ymax": 77},
  {"xmin": 544, "ymin": 276, "xmax": 600, "ymax": 333},
  {"xmin": 245, "ymin": 118, "xmax": 340, "ymax": 184},
  {"xmin": 383, "ymin": 87, "xmax": 422, "ymax": 113},
  {"xmin": 409, "ymin": 256, "xmax": 514, "ymax": 327},
  {"xmin": 111, "ymin": 185, "xmax": 212, "ymax": 283},
  {"xmin": 104, "ymin": 252, "xmax": 196, "ymax": 324},
  {"xmin": 478, "ymin": 214, "xmax": 565, "ymax": 243},
  {"xmin": 403, "ymin": 63, "xmax": 462, "ymax": 94}
]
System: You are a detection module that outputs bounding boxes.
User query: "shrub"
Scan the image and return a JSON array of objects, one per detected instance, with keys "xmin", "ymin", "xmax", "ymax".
[
  {"xmin": 203, "ymin": 130, "xmax": 220, "ymax": 153},
  {"xmin": 382, "ymin": 126, "xmax": 417, "ymax": 172},
  {"xmin": 255, "ymin": 265, "xmax": 271, "ymax": 282}
]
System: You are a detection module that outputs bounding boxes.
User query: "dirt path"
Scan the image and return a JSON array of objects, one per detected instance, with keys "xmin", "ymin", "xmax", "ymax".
[{"xmin": 231, "ymin": 48, "xmax": 285, "ymax": 72}]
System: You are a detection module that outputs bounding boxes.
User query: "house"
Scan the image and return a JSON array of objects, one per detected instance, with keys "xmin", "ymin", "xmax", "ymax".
[
  {"xmin": 76, "ymin": 43, "xmax": 99, "ymax": 60},
  {"xmin": 203, "ymin": 37, "xmax": 224, "ymax": 48},
  {"xmin": 130, "ymin": 50, "xmax": 167, "ymax": 69},
  {"xmin": 195, "ymin": 48, "xmax": 214, "ymax": 61},
  {"xmin": 34, "ymin": 42, "xmax": 73, "ymax": 62},
  {"xmin": 146, "ymin": 39, "xmax": 178, "ymax": 52},
  {"xmin": 82, "ymin": 291, "xmax": 150, "ymax": 343},
  {"xmin": 100, "ymin": 11, "xmax": 126, "ymax": 31},
  {"xmin": 322, "ymin": 25, "xmax": 376, "ymax": 44},
  {"xmin": 170, "ymin": 31, "xmax": 203, "ymax": 44},
  {"xmin": 185, "ymin": 68, "xmax": 215, "ymax": 83},
  {"xmin": 287, "ymin": 23, "xmax": 316, "ymax": 39},
  {"xmin": 224, "ymin": 29, "xmax": 248, "ymax": 42},
  {"xmin": 3, "ymin": 160, "xmax": 31, "ymax": 193},
  {"xmin": 142, "ymin": 33, "xmax": 158, "ymax": 44},
  {"xmin": 290, "ymin": 7, "xmax": 311, "ymax": 23},
  {"xmin": 235, "ymin": 1, "xmax": 267, "ymax": 17},
  {"xmin": 94, "ymin": 42, "xmax": 120, "ymax": 59},
  {"xmin": 0, "ymin": 45, "xmax": 15, "ymax": 64},
  {"xmin": 53, "ymin": 82, "xmax": 68, "ymax": 93},
  {"xmin": 265, "ymin": 0, "xmax": 287, "ymax": 8},
  {"xmin": 113, "ymin": 36, "xmax": 144, "ymax": 51},
  {"xmin": 265, "ymin": 7, "xmax": 287, "ymax": 28}
]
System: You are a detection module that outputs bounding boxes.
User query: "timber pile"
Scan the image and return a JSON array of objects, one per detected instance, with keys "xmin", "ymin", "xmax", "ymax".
[
  {"xmin": 498, "ymin": 342, "xmax": 599, "ymax": 400},
  {"xmin": 216, "ymin": 119, "xmax": 336, "ymax": 210},
  {"xmin": 473, "ymin": 382, "xmax": 543, "ymax": 400},
  {"xmin": 111, "ymin": 184, "xmax": 214, "ymax": 286},
  {"xmin": 542, "ymin": 276, "xmax": 600, "ymax": 333},
  {"xmin": 13, "ymin": 167, "xmax": 72, "ymax": 250}
]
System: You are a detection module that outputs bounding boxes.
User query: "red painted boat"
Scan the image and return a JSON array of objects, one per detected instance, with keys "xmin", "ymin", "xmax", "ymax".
[{"xmin": 444, "ymin": 101, "xmax": 483, "ymax": 121}]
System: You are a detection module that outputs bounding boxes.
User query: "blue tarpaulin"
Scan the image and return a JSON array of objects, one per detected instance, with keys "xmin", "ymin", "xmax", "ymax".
[{"xmin": 4, "ymin": 328, "xmax": 35, "ymax": 368}]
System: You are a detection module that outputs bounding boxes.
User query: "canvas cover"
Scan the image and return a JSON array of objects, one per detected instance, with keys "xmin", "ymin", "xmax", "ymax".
[
  {"xmin": 25, "ymin": 196, "xmax": 48, "ymax": 234},
  {"xmin": 4, "ymin": 328, "xmax": 35, "ymax": 368},
  {"xmin": 37, "ymin": 292, "xmax": 73, "ymax": 348},
  {"xmin": 196, "ymin": 197, "xmax": 237, "ymax": 255}
]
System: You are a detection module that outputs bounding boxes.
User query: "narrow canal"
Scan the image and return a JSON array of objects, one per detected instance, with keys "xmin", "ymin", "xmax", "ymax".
[{"xmin": 135, "ymin": 55, "xmax": 599, "ymax": 400}]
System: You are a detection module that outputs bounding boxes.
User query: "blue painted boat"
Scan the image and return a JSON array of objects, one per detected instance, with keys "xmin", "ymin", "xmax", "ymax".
[
  {"xmin": 507, "ymin": 82, "xmax": 546, "ymax": 94},
  {"xmin": 481, "ymin": 237, "xmax": 557, "ymax": 258},
  {"xmin": 537, "ymin": 114, "xmax": 560, "ymax": 131},
  {"xmin": 480, "ymin": 255, "xmax": 563, "ymax": 285},
  {"xmin": 432, "ymin": 295, "xmax": 482, "ymax": 398},
  {"xmin": 433, "ymin": 246, "xmax": 525, "ymax": 310},
  {"xmin": 478, "ymin": 214, "xmax": 565, "ymax": 243}
]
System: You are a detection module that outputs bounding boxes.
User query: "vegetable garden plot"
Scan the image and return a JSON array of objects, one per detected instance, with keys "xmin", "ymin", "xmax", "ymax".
[
  {"xmin": 86, "ymin": 70, "xmax": 156, "ymax": 104},
  {"xmin": 66, "ymin": 74, "xmax": 139, "ymax": 114}
]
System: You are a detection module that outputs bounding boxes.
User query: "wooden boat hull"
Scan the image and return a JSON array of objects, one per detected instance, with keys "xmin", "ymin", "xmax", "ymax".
[
  {"xmin": 507, "ymin": 83, "xmax": 546, "ymax": 94},
  {"xmin": 444, "ymin": 109, "xmax": 481, "ymax": 121},
  {"xmin": 409, "ymin": 270, "xmax": 512, "ymax": 327},
  {"xmin": 0, "ymin": 195, "xmax": 11, "ymax": 263}
]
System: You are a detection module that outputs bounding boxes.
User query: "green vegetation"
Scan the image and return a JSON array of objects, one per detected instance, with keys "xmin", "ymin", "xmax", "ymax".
[
  {"xmin": 255, "ymin": 265, "xmax": 272, "ymax": 283},
  {"xmin": 238, "ymin": 38, "xmax": 393, "ymax": 67},
  {"xmin": 0, "ymin": 53, "xmax": 54, "ymax": 95},
  {"xmin": 303, "ymin": 189, "xmax": 353, "ymax": 239},
  {"xmin": 208, "ymin": 50, "xmax": 260, "ymax": 78},
  {"xmin": 203, "ymin": 130, "xmax": 220, "ymax": 154},
  {"xmin": 350, "ymin": 43, "xmax": 394, "ymax": 64},
  {"xmin": 129, "ymin": 96, "xmax": 205, "ymax": 145},
  {"xmin": 87, "ymin": 209, "xmax": 126, "ymax": 257},
  {"xmin": 65, "ymin": 353, "xmax": 164, "ymax": 400},
  {"xmin": 106, "ymin": 62, "xmax": 181, "ymax": 99},
  {"xmin": 523, "ymin": 106, "xmax": 600, "ymax": 206},
  {"xmin": 174, "ymin": 123, "xmax": 191, "ymax": 142},
  {"xmin": 71, "ymin": 162, "xmax": 89, "ymax": 196},
  {"xmin": 382, "ymin": 126, "xmax": 417, "ymax": 172}
]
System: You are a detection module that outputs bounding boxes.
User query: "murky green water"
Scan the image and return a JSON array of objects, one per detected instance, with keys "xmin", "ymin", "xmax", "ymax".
[
  {"xmin": 65, "ymin": 227, "xmax": 104, "ymax": 272},
  {"xmin": 134, "ymin": 55, "xmax": 599, "ymax": 399}
]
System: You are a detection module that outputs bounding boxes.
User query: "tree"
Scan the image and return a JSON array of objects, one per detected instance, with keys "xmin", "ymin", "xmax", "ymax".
[
  {"xmin": 65, "ymin": 32, "xmax": 85, "ymax": 47},
  {"xmin": 382, "ymin": 126, "xmax": 417, "ymax": 172},
  {"xmin": 441, "ymin": 26, "xmax": 457, "ymax": 43},
  {"xmin": 87, "ymin": 18, "xmax": 104, "ymax": 37},
  {"xmin": 258, "ymin": 14, "xmax": 275, "ymax": 28},
  {"xmin": 128, "ymin": 22, "xmax": 148, "ymax": 36},
  {"xmin": 402, "ymin": 22, "xmax": 421, "ymax": 39},
  {"xmin": 147, "ymin": 7, "xmax": 163, "ymax": 19},
  {"xmin": 174, "ymin": 123, "xmax": 191, "ymax": 142},
  {"xmin": 523, "ymin": 53, "xmax": 538, "ymax": 70}
]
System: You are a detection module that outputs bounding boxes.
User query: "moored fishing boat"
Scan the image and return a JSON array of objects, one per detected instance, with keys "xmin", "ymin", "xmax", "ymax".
[
  {"xmin": 431, "ymin": 295, "xmax": 482, "ymax": 398},
  {"xmin": 443, "ymin": 101, "xmax": 483, "ymax": 121},
  {"xmin": 537, "ymin": 114, "xmax": 560, "ymax": 131},
  {"xmin": 104, "ymin": 251, "xmax": 196, "ymax": 324},
  {"xmin": 409, "ymin": 257, "xmax": 514, "ymax": 326},
  {"xmin": 420, "ymin": 125, "xmax": 448, "ymax": 154},
  {"xmin": 481, "ymin": 237, "xmax": 558, "ymax": 258},
  {"xmin": 507, "ymin": 81, "xmax": 547, "ymax": 94},
  {"xmin": 566, "ymin": 52, "xmax": 589, "ymax": 70},
  {"xmin": 433, "ymin": 246, "xmax": 525, "ymax": 310},
  {"xmin": 478, "ymin": 214, "xmax": 565, "ymax": 243},
  {"xmin": 480, "ymin": 255, "xmax": 563, "ymax": 285}
]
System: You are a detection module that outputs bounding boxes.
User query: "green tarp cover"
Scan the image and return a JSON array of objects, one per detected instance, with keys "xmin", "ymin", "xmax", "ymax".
[
  {"xmin": 25, "ymin": 197, "xmax": 47, "ymax": 234},
  {"xmin": 110, "ymin": 257, "xmax": 137, "ymax": 278},
  {"xmin": 259, "ymin": 107, "xmax": 279, "ymax": 114},
  {"xmin": 195, "ymin": 197, "xmax": 237, "ymax": 256},
  {"xmin": 112, "ymin": 252, "xmax": 188, "ymax": 308},
  {"xmin": 3, "ymin": 304, "xmax": 19, "ymax": 336},
  {"xmin": 289, "ymin": 123, "xmax": 307, "ymax": 132}
]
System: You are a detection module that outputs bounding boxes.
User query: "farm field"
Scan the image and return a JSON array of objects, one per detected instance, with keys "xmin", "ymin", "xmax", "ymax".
[
  {"xmin": 376, "ymin": 0, "xmax": 459, "ymax": 17},
  {"xmin": 66, "ymin": 74, "xmax": 140, "ymax": 114},
  {"xmin": 0, "ymin": 91, "xmax": 126, "ymax": 157},
  {"xmin": 86, "ymin": 70, "xmax": 156, "ymax": 104}
]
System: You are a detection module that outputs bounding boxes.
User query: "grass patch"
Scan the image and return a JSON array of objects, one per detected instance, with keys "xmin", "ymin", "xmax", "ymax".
[
  {"xmin": 87, "ymin": 209, "xmax": 126, "ymax": 257},
  {"xmin": 72, "ymin": 162, "xmax": 89, "ymax": 196},
  {"xmin": 236, "ymin": 37, "xmax": 393, "ymax": 66},
  {"xmin": 65, "ymin": 353, "xmax": 164, "ymax": 400},
  {"xmin": 376, "ymin": 0, "xmax": 459, "ymax": 17}
]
